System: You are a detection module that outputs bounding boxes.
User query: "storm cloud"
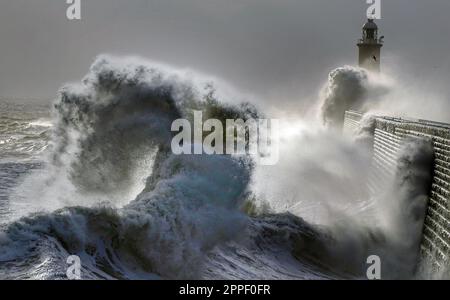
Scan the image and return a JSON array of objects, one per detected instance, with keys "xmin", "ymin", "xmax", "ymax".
[{"xmin": 1, "ymin": 0, "xmax": 450, "ymax": 115}]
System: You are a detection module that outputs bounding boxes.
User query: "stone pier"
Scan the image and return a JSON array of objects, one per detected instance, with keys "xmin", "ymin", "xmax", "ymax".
[{"xmin": 344, "ymin": 110, "xmax": 450, "ymax": 268}]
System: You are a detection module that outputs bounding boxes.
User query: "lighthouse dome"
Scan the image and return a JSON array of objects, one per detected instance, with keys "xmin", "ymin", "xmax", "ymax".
[{"xmin": 363, "ymin": 19, "xmax": 378, "ymax": 30}]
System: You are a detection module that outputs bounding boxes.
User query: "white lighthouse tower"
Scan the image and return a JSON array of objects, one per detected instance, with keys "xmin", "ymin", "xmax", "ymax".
[{"xmin": 357, "ymin": 19, "xmax": 384, "ymax": 72}]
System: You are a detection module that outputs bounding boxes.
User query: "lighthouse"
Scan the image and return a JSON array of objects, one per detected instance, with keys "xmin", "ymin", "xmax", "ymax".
[{"xmin": 357, "ymin": 19, "xmax": 383, "ymax": 72}]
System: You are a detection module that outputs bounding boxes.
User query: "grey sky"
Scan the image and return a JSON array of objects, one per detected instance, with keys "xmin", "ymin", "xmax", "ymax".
[{"xmin": 1, "ymin": 0, "xmax": 450, "ymax": 111}]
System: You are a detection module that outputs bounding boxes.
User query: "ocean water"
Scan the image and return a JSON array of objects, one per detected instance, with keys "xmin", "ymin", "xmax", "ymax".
[
  {"xmin": 0, "ymin": 56, "xmax": 437, "ymax": 280},
  {"xmin": 0, "ymin": 99, "xmax": 50, "ymax": 224},
  {"xmin": 0, "ymin": 98, "xmax": 335, "ymax": 280}
]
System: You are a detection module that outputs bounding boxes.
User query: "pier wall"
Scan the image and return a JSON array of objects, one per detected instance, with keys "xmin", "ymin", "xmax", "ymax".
[{"xmin": 344, "ymin": 110, "xmax": 450, "ymax": 267}]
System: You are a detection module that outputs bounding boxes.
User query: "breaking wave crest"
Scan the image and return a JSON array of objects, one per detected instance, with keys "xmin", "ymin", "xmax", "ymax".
[{"xmin": 1, "ymin": 56, "xmax": 257, "ymax": 279}]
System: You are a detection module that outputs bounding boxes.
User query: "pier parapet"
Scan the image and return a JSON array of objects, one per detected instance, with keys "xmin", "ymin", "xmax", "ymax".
[{"xmin": 344, "ymin": 110, "xmax": 450, "ymax": 268}]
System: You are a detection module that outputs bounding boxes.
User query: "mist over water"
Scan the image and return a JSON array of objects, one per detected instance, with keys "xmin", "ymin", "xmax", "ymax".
[{"xmin": 0, "ymin": 55, "xmax": 447, "ymax": 279}]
